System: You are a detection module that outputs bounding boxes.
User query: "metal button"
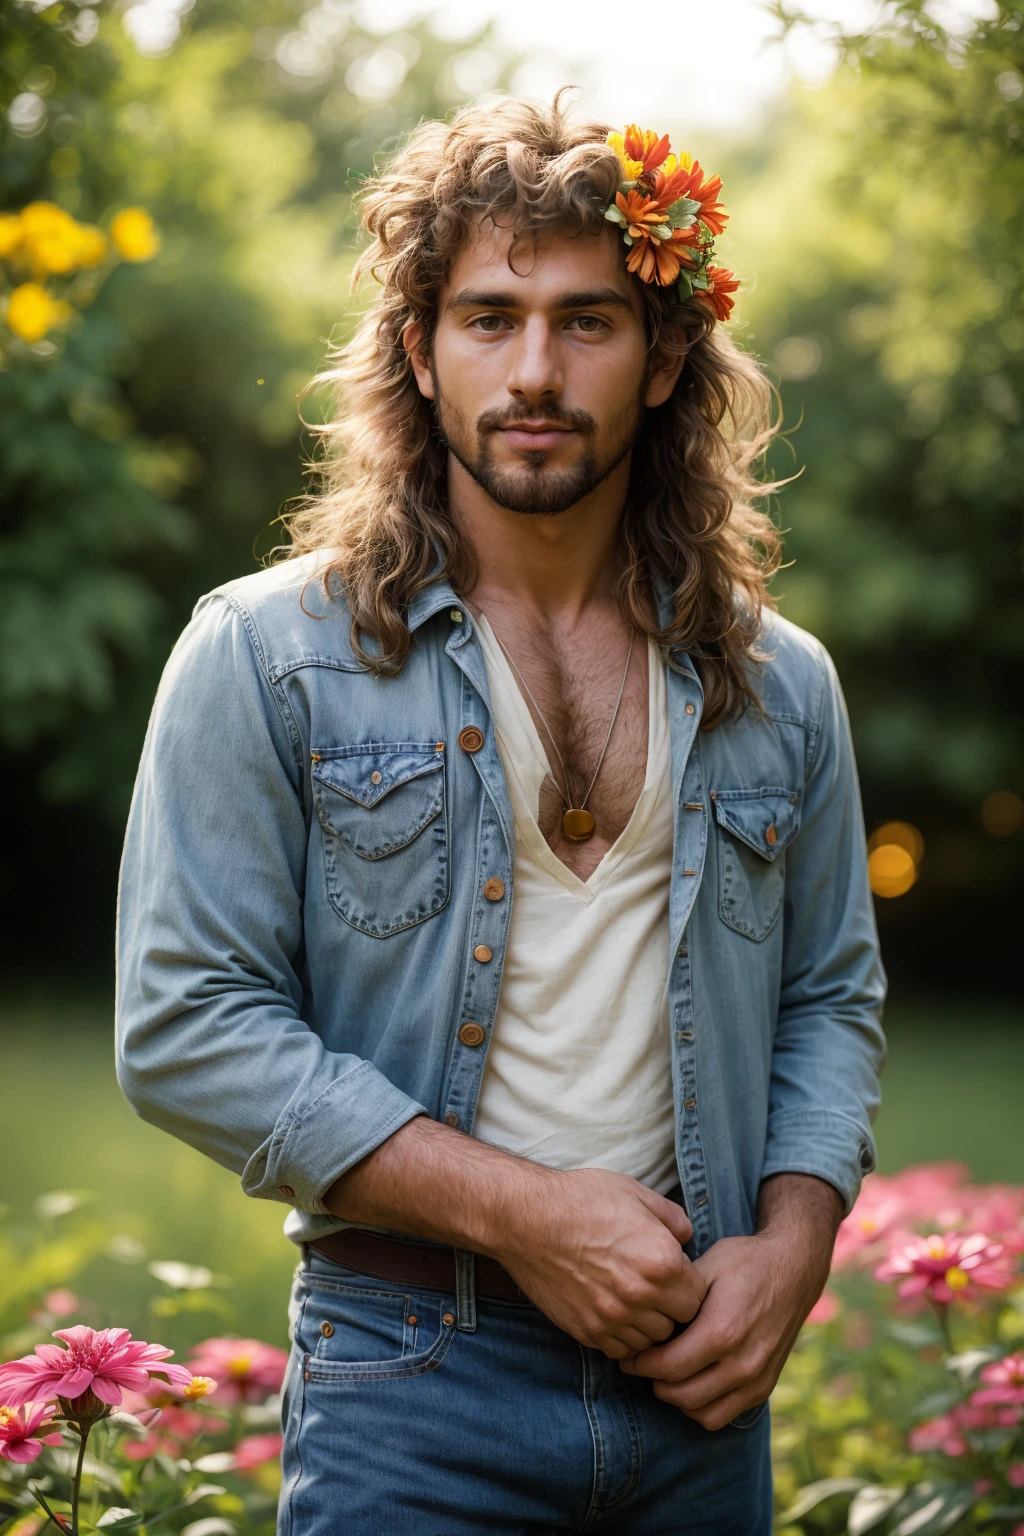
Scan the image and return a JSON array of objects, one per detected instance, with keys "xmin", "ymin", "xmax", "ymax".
[
  {"xmin": 278, "ymin": 1185, "xmax": 295, "ymax": 1198},
  {"xmin": 685, "ymin": 703, "xmax": 695, "ymax": 715},
  {"xmin": 483, "ymin": 878, "xmax": 505, "ymax": 901},
  {"xmin": 320, "ymin": 1320, "xmax": 334, "ymax": 1338},
  {"xmin": 370, "ymin": 770, "xmax": 382, "ymax": 785},
  {"xmin": 442, "ymin": 1312, "xmax": 455, "ymax": 1326},
  {"xmin": 458, "ymin": 725, "xmax": 484, "ymax": 753},
  {"xmin": 435, "ymin": 741, "xmax": 445, "ymax": 752},
  {"xmin": 450, "ymin": 609, "xmax": 463, "ymax": 623},
  {"xmin": 407, "ymin": 1314, "xmax": 418, "ymax": 1326},
  {"xmin": 459, "ymin": 1022, "xmax": 485, "ymax": 1047},
  {"xmin": 444, "ymin": 1111, "xmax": 460, "ymax": 1128},
  {"xmin": 766, "ymin": 824, "xmax": 777, "ymax": 846},
  {"xmin": 473, "ymin": 944, "xmax": 492, "ymax": 963}
]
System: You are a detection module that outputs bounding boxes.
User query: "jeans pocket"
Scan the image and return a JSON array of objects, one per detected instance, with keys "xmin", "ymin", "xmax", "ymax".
[
  {"xmin": 729, "ymin": 1399, "xmax": 770, "ymax": 1429},
  {"xmin": 712, "ymin": 787, "xmax": 800, "ymax": 942},
  {"xmin": 296, "ymin": 1273, "xmax": 456, "ymax": 1383},
  {"xmin": 312, "ymin": 742, "xmax": 450, "ymax": 938}
]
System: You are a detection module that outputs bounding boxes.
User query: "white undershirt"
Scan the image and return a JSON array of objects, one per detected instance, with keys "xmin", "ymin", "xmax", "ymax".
[{"xmin": 472, "ymin": 616, "xmax": 678, "ymax": 1194}]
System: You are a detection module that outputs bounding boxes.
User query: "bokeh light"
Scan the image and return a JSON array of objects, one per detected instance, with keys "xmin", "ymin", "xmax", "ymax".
[
  {"xmin": 867, "ymin": 821, "xmax": 925, "ymax": 898},
  {"xmin": 981, "ymin": 790, "xmax": 1024, "ymax": 838}
]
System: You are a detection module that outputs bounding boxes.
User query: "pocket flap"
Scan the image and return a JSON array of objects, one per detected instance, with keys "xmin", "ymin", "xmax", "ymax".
[
  {"xmin": 712, "ymin": 787, "xmax": 800, "ymax": 862},
  {"xmin": 312, "ymin": 744, "xmax": 444, "ymax": 810}
]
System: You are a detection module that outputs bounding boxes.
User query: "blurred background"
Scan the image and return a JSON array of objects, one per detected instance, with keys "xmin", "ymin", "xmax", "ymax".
[{"xmin": 1, "ymin": 0, "xmax": 1021, "ymax": 1347}]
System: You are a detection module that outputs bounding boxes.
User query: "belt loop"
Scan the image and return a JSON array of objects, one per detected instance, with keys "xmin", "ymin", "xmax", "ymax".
[{"xmin": 454, "ymin": 1249, "xmax": 477, "ymax": 1333}]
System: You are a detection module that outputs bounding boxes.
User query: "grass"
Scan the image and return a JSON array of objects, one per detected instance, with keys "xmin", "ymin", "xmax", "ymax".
[{"xmin": 2, "ymin": 994, "xmax": 1021, "ymax": 1351}]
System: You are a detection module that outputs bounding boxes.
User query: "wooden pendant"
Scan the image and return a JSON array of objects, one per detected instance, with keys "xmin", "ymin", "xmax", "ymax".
[{"xmin": 562, "ymin": 808, "xmax": 596, "ymax": 842}]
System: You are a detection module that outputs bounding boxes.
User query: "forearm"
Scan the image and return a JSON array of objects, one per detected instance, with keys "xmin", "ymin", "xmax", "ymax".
[
  {"xmin": 324, "ymin": 1117, "xmax": 707, "ymax": 1361},
  {"xmin": 756, "ymin": 1171, "xmax": 844, "ymax": 1291},
  {"xmin": 323, "ymin": 1114, "xmax": 555, "ymax": 1261}
]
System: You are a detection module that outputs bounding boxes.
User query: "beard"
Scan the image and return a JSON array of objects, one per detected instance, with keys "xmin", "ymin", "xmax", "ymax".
[{"xmin": 431, "ymin": 374, "xmax": 646, "ymax": 516}]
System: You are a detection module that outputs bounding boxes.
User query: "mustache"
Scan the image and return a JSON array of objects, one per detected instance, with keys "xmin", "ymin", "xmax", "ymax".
[{"xmin": 475, "ymin": 402, "xmax": 596, "ymax": 435}]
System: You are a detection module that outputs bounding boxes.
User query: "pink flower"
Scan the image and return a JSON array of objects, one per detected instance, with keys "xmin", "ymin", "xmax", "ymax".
[
  {"xmin": 909, "ymin": 1401, "xmax": 1022, "ymax": 1458},
  {"xmin": 233, "ymin": 1432, "xmax": 284, "ymax": 1471},
  {"xmin": 833, "ymin": 1163, "xmax": 968, "ymax": 1269},
  {"xmin": 1008, "ymin": 1463, "xmax": 1024, "ymax": 1489},
  {"xmin": 874, "ymin": 1232, "xmax": 1016, "ymax": 1306},
  {"xmin": 43, "ymin": 1291, "xmax": 80, "ymax": 1319},
  {"xmin": 0, "ymin": 1402, "xmax": 64, "ymax": 1464},
  {"xmin": 908, "ymin": 1412, "xmax": 968, "ymax": 1457},
  {"xmin": 0, "ymin": 1327, "xmax": 192, "ymax": 1411},
  {"xmin": 970, "ymin": 1352, "xmax": 1024, "ymax": 1407},
  {"xmin": 186, "ymin": 1338, "xmax": 288, "ymax": 1405},
  {"xmin": 122, "ymin": 1405, "xmax": 209, "ymax": 1462},
  {"xmin": 806, "ymin": 1288, "xmax": 842, "ymax": 1324}
]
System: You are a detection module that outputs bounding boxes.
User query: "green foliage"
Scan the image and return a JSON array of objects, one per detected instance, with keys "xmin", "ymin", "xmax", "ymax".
[
  {"xmin": 0, "ymin": 0, "xmax": 518, "ymax": 817},
  {"xmin": 731, "ymin": 1, "xmax": 1024, "ymax": 917}
]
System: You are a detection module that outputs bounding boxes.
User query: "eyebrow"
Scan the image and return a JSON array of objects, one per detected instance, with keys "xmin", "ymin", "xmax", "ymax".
[{"xmin": 445, "ymin": 286, "xmax": 633, "ymax": 314}]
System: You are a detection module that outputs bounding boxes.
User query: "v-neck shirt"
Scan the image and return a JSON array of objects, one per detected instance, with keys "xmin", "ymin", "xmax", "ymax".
[{"xmin": 471, "ymin": 615, "xmax": 677, "ymax": 1194}]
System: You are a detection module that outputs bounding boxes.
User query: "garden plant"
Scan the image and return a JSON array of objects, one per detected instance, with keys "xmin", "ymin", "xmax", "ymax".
[{"xmin": 0, "ymin": 1161, "xmax": 1021, "ymax": 1535}]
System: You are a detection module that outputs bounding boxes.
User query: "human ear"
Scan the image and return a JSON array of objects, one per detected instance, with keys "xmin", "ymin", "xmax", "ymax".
[
  {"xmin": 403, "ymin": 321, "xmax": 435, "ymax": 400},
  {"xmin": 645, "ymin": 349, "xmax": 686, "ymax": 409}
]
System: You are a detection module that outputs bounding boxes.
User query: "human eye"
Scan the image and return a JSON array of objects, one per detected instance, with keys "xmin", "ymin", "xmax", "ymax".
[
  {"xmin": 471, "ymin": 313, "xmax": 512, "ymax": 333},
  {"xmin": 566, "ymin": 313, "xmax": 608, "ymax": 334}
]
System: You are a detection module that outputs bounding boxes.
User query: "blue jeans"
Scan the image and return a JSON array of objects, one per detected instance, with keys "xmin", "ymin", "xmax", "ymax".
[{"xmin": 279, "ymin": 1250, "xmax": 772, "ymax": 1535}]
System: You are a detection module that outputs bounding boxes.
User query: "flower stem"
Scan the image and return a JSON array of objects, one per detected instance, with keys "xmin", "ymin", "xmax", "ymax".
[
  {"xmin": 933, "ymin": 1300, "xmax": 954, "ymax": 1353},
  {"xmin": 70, "ymin": 1423, "xmax": 89, "ymax": 1536}
]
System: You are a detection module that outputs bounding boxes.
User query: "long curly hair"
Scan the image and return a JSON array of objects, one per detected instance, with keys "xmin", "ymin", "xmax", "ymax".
[{"xmin": 285, "ymin": 92, "xmax": 782, "ymax": 727}]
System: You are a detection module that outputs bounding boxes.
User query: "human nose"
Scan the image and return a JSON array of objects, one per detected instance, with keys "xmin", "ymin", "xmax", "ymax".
[{"xmin": 505, "ymin": 314, "xmax": 563, "ymax": 405}]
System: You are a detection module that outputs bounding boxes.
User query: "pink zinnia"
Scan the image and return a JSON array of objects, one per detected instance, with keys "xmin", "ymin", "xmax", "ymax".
[
  {"xmin": 806, "ymin": 1288, "xmax": 842, "ymax": 1325},
  {"xmin": 971, "ymin": 1352, "xmax": 1024, "ymax": 1407},
  {"xmin": 186, "ymin": 1338, "xmax": 288, "ymax": 1405},
  {"xmin": 909, "ymin": 1400, "xmax": 1022, "ymax": 1457},
  {"xmin": 874, "ymin": 1232, "xmax": 1016, "ymax": 1306},
  {"xmin": 233, "ymin": 1431, "xmax": 284, "ymax": 1471},
  {"xmin": 0, "ymin": 1326, "xmax": 192, "ymax": 1411},
  {"xmin": 0, "ymin": 1402, "xmax": 64, "ymax": 1464}
]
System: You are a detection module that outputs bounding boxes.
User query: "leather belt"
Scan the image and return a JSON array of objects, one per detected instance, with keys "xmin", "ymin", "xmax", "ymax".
[{"xmin": 307, "ymin": 1228, "xmax": 529, "ymax": 1304}]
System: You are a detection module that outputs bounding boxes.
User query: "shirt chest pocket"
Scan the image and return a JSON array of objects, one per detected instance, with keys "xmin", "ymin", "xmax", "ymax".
[
  {"xmin": 311, "ymin": 743, "xmax": 450, "ymax": 939},
  {"xmin": 712, "ymin": 786, "xmax": 801, "ymax": 942}
]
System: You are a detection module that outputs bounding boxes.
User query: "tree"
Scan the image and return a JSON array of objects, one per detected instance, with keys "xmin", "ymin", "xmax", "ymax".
[{"xmin": 728, "ymin": 1, "xmax": 1023, "ymax": 979}]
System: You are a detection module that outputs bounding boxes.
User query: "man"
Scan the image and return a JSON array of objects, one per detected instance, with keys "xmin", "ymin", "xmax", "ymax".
[{"xmin": 117, "ymin": 96, "xmax": 885, "ymax": 1534}]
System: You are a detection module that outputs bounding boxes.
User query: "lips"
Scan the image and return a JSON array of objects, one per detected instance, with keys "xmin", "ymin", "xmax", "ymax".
[{"xmin": 499, "ymin": 423, "xmax": 577, "ymax": 451}]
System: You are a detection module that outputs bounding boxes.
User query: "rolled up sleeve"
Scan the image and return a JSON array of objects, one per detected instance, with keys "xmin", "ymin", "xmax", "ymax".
[
  {"xmin": 115, "ymin": 593, "xmax": 425, "ymax": 1213},
  {"xmin": 761, "ymin": 643, "xmax": 887, "ymax": 1213}
]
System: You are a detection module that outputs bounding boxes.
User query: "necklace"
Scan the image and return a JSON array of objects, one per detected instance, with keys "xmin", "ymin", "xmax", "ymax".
[{"xmin": 486, "ymin": 618, "xmax": 635, "ymax": 843}]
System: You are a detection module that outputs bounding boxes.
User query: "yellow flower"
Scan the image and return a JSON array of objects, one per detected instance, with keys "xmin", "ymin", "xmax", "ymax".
[
  {"xmin": 181, "ymin": 1375, "xmax": 218, "ymax": 1401},
  {"xmin": 19, "ymin": 201, "xmax": 72, "ymax": 240},
  {"xmin": 19, "ymin": 201, "xmax": 85, "ymax": 276},
  {"xmin": 110, "ymin": 208, "xmax": 161, "ymax": 263},
  {"xmin": 72, "ymin": 224, "xmax": 108, "ymax": 268},
  {"xmin": 0, "ymin": 213, "xmax": 22, "ymax": 259},
  {"xmin": 5, "ymin": 282, "xmax": 70, "ymax": 343}
]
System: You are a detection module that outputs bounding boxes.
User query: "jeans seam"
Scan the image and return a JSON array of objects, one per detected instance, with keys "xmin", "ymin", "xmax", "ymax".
[{"xmin": 576, "ymin": 1347, "xmax": 604, "ymax": 1533}]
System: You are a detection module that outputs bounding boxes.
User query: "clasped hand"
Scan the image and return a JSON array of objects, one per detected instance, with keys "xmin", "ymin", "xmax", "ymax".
[{"xmin": 499, "ymin": 1168, "xmax": 836, "ymax": 1432}]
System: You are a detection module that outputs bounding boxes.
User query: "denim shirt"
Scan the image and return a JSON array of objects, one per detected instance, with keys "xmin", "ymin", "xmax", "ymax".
[{"xmin": 116, "ymin": 553, "xmax": 886, "ymax": 1255}]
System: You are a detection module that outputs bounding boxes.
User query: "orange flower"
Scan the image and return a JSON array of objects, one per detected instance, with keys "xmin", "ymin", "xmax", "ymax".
[
  {"xmin": 607, "ymin": 126, "xmax": 671, "ymax": 181},
  {"xmin": 698, "ymin": 266, "xmax": 739, "ymax": 321},
  {"xmin": 626, "ymin": 228, "xmax": 701, "ymax": 287},
  {"xmin": 668, "ymin": 161, "xmax": 728, "ymax": 236},
  {"xmin": 614, "ymin": 189, "xmax": 669, "ymax": 239}
]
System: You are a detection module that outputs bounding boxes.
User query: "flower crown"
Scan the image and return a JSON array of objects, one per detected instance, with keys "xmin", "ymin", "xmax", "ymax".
[{"xmin": 603, "ymin": 125, "xmax": 738, "ymax": 321}]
